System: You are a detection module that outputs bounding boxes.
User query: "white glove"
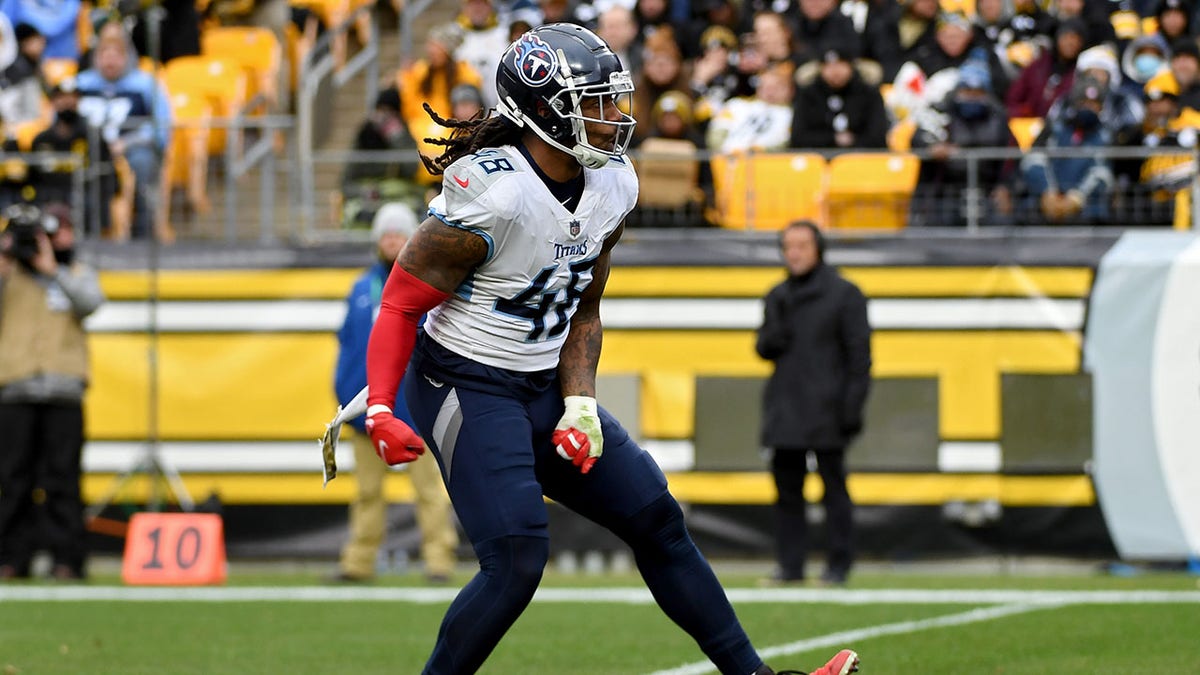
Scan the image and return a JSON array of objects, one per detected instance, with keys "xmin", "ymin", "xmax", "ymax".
[{"xmin": 552, "ymin": 395, "xmax": 603, "ymax": 474}]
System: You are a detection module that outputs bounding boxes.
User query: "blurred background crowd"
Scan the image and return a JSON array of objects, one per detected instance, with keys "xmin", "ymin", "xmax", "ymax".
[{"xmin": 1, "ymin": 0, "xmax": 1198, "ymax": 238}]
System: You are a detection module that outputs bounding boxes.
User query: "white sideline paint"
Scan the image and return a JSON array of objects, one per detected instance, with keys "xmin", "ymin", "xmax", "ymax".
[
  {"xmin": 82, "ymin": 439, "xmax": 697, "ymax": 474},
  {"xmin": 84, "ymin": 297, "xmax": 1087, "ymax": 333},
  {"xmin": 937, "ymin": 441, "xmax": 1003, "ymax": 473},
  {"xmin": 646, "ymin": 603, "xmax": 1056, "ymax": 675},
  {"xmin": 2, "ymin": 586, "xmax": 1199, "ymax": 604}
]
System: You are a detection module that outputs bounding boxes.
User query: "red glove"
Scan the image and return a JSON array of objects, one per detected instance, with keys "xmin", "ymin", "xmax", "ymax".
[{"xmin": 364, "ymin": 405, "xmax": 425, "ymax": 466}]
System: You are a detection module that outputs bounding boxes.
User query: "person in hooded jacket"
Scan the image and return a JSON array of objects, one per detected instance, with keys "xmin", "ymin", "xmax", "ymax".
[
  {"xmin": 75, "ymin": 21, "xmax": 171, "ymax": 239},
  {"xmin": 755, "ymin": 220, "xmax": 871, "ymax": 586}
]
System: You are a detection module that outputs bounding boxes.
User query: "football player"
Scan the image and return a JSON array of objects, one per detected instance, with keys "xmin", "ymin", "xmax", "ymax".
[{"xmin": 361, "ymin": 22, "xmax": 860, "ymax": 675}]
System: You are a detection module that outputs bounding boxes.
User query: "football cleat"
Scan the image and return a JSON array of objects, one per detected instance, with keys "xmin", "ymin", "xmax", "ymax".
[{"xmin": 774, "ymin": 649, "xmax": 860, "ymax": 675}]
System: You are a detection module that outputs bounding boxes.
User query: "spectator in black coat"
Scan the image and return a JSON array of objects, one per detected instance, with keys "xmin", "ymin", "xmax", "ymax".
[
  {"xmin": 1171, "ymin": 38, "xmax": 1200, "ymax": 110},
  {"xmin": 29, "ymin": 77, "xmax": 114, "ymax": 235},
  {"xmin": 756, "ymin": 220, "xmax": 872, "ymax": 586},
  {"xmin": 913, "ymin": 12, "xmax": 1012, "ymax": 99},
  {"xmin": 793, "ymin": 0, "xmax": 863, "ymax": 67},
  {"xmin": 343, "ymin": 87, "xmax": 418, "ymax": 185},
  {"xmin": 340, "ymin": 87, "xmax": 423, "ymax": 226},
  {"xmin": 863, "ymin": 0, "xmax": 941, "ymax": 82},
  {"xmin": 790, "ymin": 46, "xmax": 890, "ymax": 149},
  {"xmin": 1152, "ymin": 0, "xmax": 1194, "ymax": 48}
]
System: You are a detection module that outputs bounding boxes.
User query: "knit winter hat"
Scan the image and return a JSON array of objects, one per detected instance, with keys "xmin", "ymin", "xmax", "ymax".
[{"xmin": 371, "ymin": 203, "xmax": 418, "ymax": 241}]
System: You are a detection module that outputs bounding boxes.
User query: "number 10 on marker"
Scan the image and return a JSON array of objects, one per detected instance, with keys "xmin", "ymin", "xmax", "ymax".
[{"xmin": 122, "ymin": 513, "xmax": 227, "ymax": 586}]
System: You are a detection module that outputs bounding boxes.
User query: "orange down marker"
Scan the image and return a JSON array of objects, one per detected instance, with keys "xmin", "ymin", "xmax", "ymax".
[{"xmin": 121, "ymin": 513, "xmax": 227, "ymax": 585}]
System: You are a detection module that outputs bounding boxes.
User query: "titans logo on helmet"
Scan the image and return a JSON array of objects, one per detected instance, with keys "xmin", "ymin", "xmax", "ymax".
[{"xmin": 515, "ymin": 34, "xmax": 558, "ymax": 87}]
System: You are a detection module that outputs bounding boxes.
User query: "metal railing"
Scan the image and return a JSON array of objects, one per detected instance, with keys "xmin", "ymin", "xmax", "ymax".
[
  {"xmin": 638, "ymin": 144, "xmax": 1200, "ymax": 232},
  {"xmin": 297, "ymin": 3, "xmax": 381, "ymax": 239},
  {"xmin": 398, "ymin": 0, "xmax": 438, "ymax": 65},
  {"xmin": 219, "ymin": 113, "xmax": 295, "ymax": 243},
  {"xmin": 313, "ymin": 144, "xmax": 1200, "ymax": 235}
]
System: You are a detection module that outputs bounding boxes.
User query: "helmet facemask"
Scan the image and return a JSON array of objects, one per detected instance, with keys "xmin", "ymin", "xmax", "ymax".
[{"xmin": 545, "ymin": 70, "xmax": 636, "ymax": 169}]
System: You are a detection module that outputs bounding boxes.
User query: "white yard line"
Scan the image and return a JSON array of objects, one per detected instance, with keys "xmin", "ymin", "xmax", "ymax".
[
  {"xmin": 647, "ymin": 603, "xmax": 1058, "ymax": 675},
  {"xmin": 4, "ymin": 586, "xmax": 1197, "ymax": 675},
  {"xmin": 2, "ymin": 586, "xmax": 1200, "ymax": 604}
]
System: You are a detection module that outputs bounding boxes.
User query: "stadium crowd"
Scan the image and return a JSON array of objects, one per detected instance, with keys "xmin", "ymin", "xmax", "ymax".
[
  {"xmin": 345, "ymin": 0, "xmax": 1200, "ymax": 228},
  {"xmin": 3, "ymin": 0, "xmax": 1199, "ymax": 233}
]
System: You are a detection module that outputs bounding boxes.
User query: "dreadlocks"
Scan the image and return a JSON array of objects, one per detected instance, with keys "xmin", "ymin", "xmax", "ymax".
[{"xmin": 419, "ymin": 103, "xmax": 526, "ymax": 176}]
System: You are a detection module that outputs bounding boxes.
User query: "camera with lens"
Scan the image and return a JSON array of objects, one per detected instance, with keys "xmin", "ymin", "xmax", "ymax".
[{"xmin": 3, "ymin": 204, "xmax": 59, "ymax": 263}]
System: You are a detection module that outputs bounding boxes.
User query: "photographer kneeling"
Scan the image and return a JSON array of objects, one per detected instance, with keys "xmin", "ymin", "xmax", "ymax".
[{"xmin": 0, "ymin": 204, "xmax": 104, "ymax": 581}]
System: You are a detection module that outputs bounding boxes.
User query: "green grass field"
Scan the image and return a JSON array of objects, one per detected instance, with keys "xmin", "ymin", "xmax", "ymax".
[{"xmin": 3, "ymin": 568, "xmax": 1198, "ymax": 674}]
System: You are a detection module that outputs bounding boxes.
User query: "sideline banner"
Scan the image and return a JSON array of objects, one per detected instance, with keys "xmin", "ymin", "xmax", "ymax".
[{"xmin": 1085, "ymin": 232, "xmax": 1200, "ymax": 560}]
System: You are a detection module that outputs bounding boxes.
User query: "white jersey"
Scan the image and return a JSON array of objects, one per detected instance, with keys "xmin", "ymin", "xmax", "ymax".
[{"xmin": 425, "ymin": 145, "xmax": 639, "ymax": 372}]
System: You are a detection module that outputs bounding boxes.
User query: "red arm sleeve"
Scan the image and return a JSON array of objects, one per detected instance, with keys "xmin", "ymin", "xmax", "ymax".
[{"xmin": 366, "ymin": 264, "xmax": 452, "ymax": 409}]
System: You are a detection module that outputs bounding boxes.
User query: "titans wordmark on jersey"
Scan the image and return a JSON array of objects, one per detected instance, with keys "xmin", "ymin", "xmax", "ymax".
[{"xmin": 425, "ymin": 145, "xmax": 639, "ymax": 372}]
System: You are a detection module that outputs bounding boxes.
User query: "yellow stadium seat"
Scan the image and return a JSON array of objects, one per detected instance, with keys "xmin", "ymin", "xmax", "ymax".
[
  {"xmin": 11, "ymin": 120, "xmax": 46, "ymax": 152},
  {"xmin": 1110, "ymin": 10, "xmax": 1141, "ymax": 40},
  {"xmin": 888, "ymin": 119, "xmax": 917, "ymax": 152},
  {"xmin": 163, "ymin": 56, "xmax": 249, "ymax": 154},
  {"xmin": 710, "ymin": 152, "xmax": 826, "ymax": 230},
  {"xmin": 1009, "ymin": 116, "xmax": 1044, "ymax": 151},
  {"xmin": 940, "ymin": 0, "xmax": 975, "ymax": 16},
  {"xmin": 634, "ymin": 138, "xmax": 703, "ymax": 209},
  {"xmin": 291, "ymin": 0, "xmax": 373, "ymax": 68},
  {"xmin": 825, "ymin": 153, "xmax": 919, "ymax": 230},
  {"xmin": 1173, "ymin": 189, "xmax": 1190, "ymax": 230},
  {"xmin": 42, "ymin": 58, "xmax": 78, "ymax": 87},
  {"xmin": 201, "ymin": 26, "xmax": 282, "ymax": 107},
  {"xmin": 291, "ymin": 0, "xmax": 349, "ymax": 64},
  {"xmin": 165, "ymin": 92, "xmax": 215, "ymax": 217}
]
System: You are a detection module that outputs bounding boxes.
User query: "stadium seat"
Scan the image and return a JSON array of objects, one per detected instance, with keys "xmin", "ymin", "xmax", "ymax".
[
  {"xmin": 291, "ymin": 0, "xmax": 350, "ymax": 65},
  {"xmin": 1009, "ymin": 116, "xmax": 1044, "ymax": 151},
  {"xmin": 163, "ymin": 56, "xmax": 249, "ymax": 154},
  {"xmin": 940, "ymin": 0, "xmax": 975, "ymax": 16},
  {"xmin": 710, "ymin": 151, "xmax": 826, "ymax": 230},
  {"xmin": 634, "ymin": 138, "xmax": 703, "ymax": 209},
  {"xmin": 1110, "ymin": 9, "xmax": 1142, "ymax": 40},
  {"xmin": 291, "ymin": 0, "xmax": 371, "ymax": 69},
  {"xmin": 888, "ymin": 118, "xmax": 918, "ymax": 152},
  {"xmin": 825, "ymin": 152, "xmax": 919, "ymax": 230},
  {"xmin": 201, "ymin": 26, "xmax": 282, "ymax": 108},
  {"xmin": 165, "ymin": 92, "xmax": 215, "ymax": 217},
  {"xmin": 11, "ymin": 120, "xmax": 46, "ymax": 152},
  {"xmin": 1174, "ymin": 189, "xmax": 1191, "ymax": 230},
  {"xmin": 42, "ymin": 58, "xmax": 78, "ymax": 87}
]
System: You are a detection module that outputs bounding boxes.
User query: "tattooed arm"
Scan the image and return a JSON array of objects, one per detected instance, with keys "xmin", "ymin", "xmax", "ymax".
[
  {"xmin": 398, "ymin": 217, "xmax": 491, "ymax": 292},
  {"xmin": 558, "ymin": 223, "xmax": 623, "ymax": 398},
  {"xmin": 365, "ymin": 218, "xmax": 489, "ymax": 409}
]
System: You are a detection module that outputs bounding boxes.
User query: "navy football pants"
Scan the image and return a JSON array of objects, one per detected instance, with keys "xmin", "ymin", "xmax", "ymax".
[{"xmin": 405, "ymin": 371, "xmax": 763, "ymax": 675}]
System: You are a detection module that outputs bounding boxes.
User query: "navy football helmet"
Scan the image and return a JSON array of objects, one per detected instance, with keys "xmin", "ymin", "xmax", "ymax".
[{"xmin": 496, "ymin": 23, "xmax": 636, "ymax": 169}]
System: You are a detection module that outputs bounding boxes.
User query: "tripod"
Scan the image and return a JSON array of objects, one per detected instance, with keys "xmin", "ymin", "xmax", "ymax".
[{"xmin": 84, "ymin": 2, "xmax": 193, "ymax": 526}]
